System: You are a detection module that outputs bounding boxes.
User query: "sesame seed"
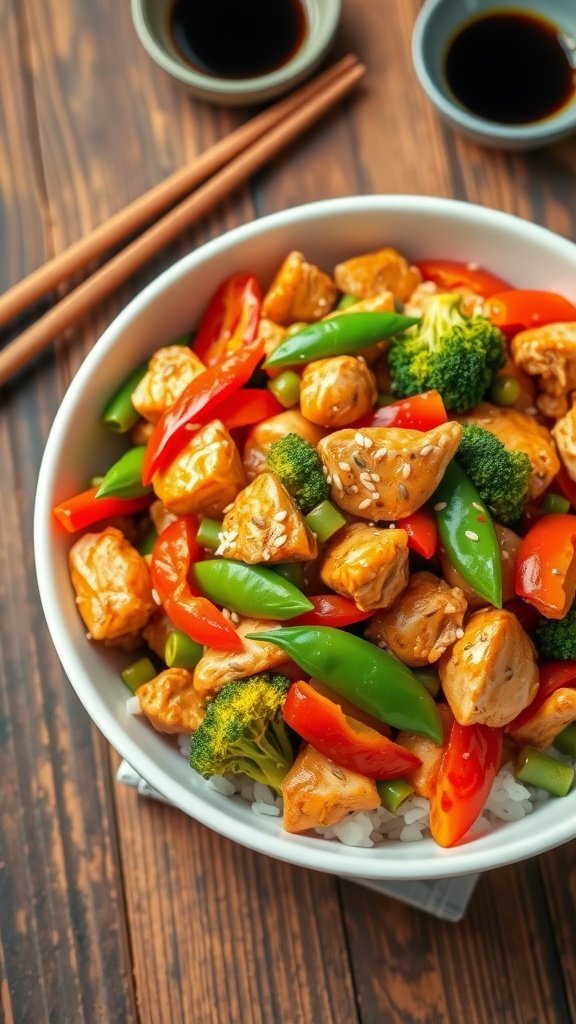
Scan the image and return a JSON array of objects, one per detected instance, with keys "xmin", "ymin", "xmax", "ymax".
[
  {"xmin": 398, "ymin": 483, "xmax": 409, "ymax": 499},
  {"xmin": 402, "ymin": 463, "xmax": 411, "ymax": 479},
  {"xmin": 456, "ymin": 628, "xmax": 464, "ymax": 639},
  {"xmin": 273, "ymin": 534, "xmax": 288, "ymax": 547},
  {"xmin": 326, "ymin": 474, "xmax": 332, "ymax": 485},
  {"xmin": 358, "ymin": 497, "xmax": 372, "ymax": 509},
  {"xmin": 525, "ymin": 406, "xmax": 538, "ymax": 416},
  {"xmin": 322, "ymin": 465, "xmax": 328, "ymax": 476},
  {"xmin": 363, "ymin": 436, "xmax": 373, "ymax": 449},
  {"xmin": 274, "ymin": 510, "xmax": 288, "ymax": 522},
  {"xmin": 465, "ymin": 530, "xmax": 479, "ymax": 541},
  {"xmin": 388, "ymin": 523, "xmax": 396, "ymax": 529},
  {"xmin": 472, "ymin": 502, "xmax": 483, "ymax": 512},
  {"xmin": 230, "ymin": 611, "xmax": 240, "ymax": 624},
  {"xmin": 332, "ymin": 472, "xmax": 343, "ymax": 491},
  {"xmin": 252, "ymin": 515, "xmax": 266, "ymax": 528},
  {"xmin": 151, "ymin": 588, "xmax": 161, "ymax": 606},
  {"xmin": 222, "ymin": 607, "xmax": 231, "ymax": 619},
  {"xmin": 222, "ymin": 502, "xmax": 234, "ymax": 513},
  {"xmin": 347, "ymin": 485, "xmax": 358, "ymax": 494},
  {"xmin": 357, "ymin": 355, "xmax": 366, "ymax": 364},
  {"xmin": 355, "ymin": 432, "xmax": 365, "ymax": 446},
  {"xmin": 420, "ymin": 445, "xmax": 434, "ymax": 456},
  {"xmin": 434, "ymin": 501, "xmax": 447, "ymax": 511},
  {"xmin": 370, "ymin": 473, "xmax": 380, "ymax": 482},
  {"xmin": 86, "ymin": 632, "xmax": 93, "ymax": 641},
  {"xmin": 374, "ymin": 447, "xmax": 388, "ymax": 461},
  {"xmin": 552, "ymin": 567, "xmax": 563, "ymax": 576},
  {"xmin": 227, "ymin": 530, "xmax": 238, "ymax": 541},
  {"xmin": 338, "ymin": 461, "xmax": 351, "ymax": 472},
  {"xmin": 501, "ymin": 550, "xmax": 510, "ymax": 560},
  {"xmin": 262, "ymin": 551, "xmax": 271, "ymax": 561}
]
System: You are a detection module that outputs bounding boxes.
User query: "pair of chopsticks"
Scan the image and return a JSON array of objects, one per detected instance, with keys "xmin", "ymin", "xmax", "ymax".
[{"xmin": 0, "ymin": 54, "xmax": 365, "ymax": 387}]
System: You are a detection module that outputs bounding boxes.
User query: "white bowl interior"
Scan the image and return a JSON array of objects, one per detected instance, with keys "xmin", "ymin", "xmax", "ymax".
[{"xmin": 35, "ymin": 195, "xmax": 576, "ymax": 879}]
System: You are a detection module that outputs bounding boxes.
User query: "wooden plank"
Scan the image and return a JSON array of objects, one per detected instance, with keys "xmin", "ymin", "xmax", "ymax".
[{"xmin": 540, "ymin": 844, "xmax": 576, "ymax": 1022}]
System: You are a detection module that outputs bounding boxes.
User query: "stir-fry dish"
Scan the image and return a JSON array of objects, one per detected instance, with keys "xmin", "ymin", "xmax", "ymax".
[{"xmin": 55, "ymin": 246, "xmax": 576, "ymax": 848}]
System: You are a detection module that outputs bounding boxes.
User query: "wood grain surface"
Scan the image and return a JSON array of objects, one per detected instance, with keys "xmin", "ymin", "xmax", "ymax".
[{"xmin": 2, "ymin": 0, "xmax": 576, "ymax": 1022}]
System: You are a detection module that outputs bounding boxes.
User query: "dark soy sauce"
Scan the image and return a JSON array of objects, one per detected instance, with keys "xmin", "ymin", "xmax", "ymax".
[
  {"xmin": 170, "ymin": 0, "xmax": 307, "ymax": 80},
  {"xmin": 444, "ymin": 10, "xmax": 576, "ymax": 124}
]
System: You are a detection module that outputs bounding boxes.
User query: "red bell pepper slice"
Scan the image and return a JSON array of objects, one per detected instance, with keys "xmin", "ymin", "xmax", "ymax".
[
  {"xmin": 192, "ymin": 273, "xmax": 261, "ymax": 367},
  {"xmin": 53, "ymin": 487, "xmax": 153, "ymax": 533},
  {"xmin": 486, "ymin": 290, "xmax": 576, "ymax": 336},
  {"xmin": 515, "ymin": 513, "xmax": 576, "ymax": 619},
  {"xmin": 150, "ymin": 516, "xmax": 241, "ymax": 649},
  {"xmin": 355, "ymin": 390, "xmax": 448, "ymax": 431},
  {"xmin": 430, "ymin": 721, "xmax": 503, "ymax": 848},
  {"xmin": 288, "ymin": 595, "xmax": 372, "ymax": 628},
  {"xmin": 283, "ymin": 680, "xmax": 422, "ymax": 779},
  {"xmin": 142, "ymin": 339, "xmax": 265, "ymax": 484},
  {"xmin": 508, "ymin": 660, "xmax": 576, "ymax": 732},
  {"xmin": 556, "ymin": 464, "xmax": 576, "ymax": 510},
  {"xmin": 416, "ymin": 259, "xmax": 511, "ymax": 298},
  {"xmin": 397, "ymin": 508, "xmax": 438, "ymax": 559},
  {"xmin": 203, "ymin": 388, "xmax": 283, "ymax": 431}
]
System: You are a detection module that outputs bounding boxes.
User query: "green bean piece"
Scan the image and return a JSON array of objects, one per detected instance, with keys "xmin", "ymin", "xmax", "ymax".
[
  {"xmin": 305, "ymin": 500, "xmax": 347, "ymax": 542},
  {"xmin": 268, "ymin": 371, "xmax": 301, "ymax": 408},
  {"xmin": 377, "ymin": 778, "xmax": 415, "ymax": 813},
  {"xmin": 138, "ymin": 527, "xmax": 158, "ymax": 556},
  {"xmin": 489, "ymin": 374, "xmax": 521, "ymax": 406},
  {"xmin": 377, "ymin": 394, "xmax": 396, "ymax": 407},
  {"xmin": 122, "ymin": 656, "xmax": 157, "ymax": 693},
  {"xmin": 412, "ymin": 667, "xmax": 441, "ymax": 698},
  {"xmin": 553, "ymin": 723, "xmax": 576, "ymax": 758},
  {"xmin": 164, "ymin": 630, "xmax": 204, "ymax": 670},
  {"xmin": 197, "ymin": 517, "xmax": 223, "ymax": 551},
  {"xmin": 515, "ymin": 746, "xmax": 574, "ymax": 797},
  {"xmin": 542, "ymin": 492, "xmax": 571, "ymax": 515},
  {"xmin": 263, "ymin": 312, "xmax": 420, "ymax": 369},
  {"xmin": 192, "ymin": 559, "xmax": 314, "ymax": 619},
  {"xmin": 273, "ymin": 562, "xmax": 306, "ymax": 590},
  {"xmin": 96, "ymin": 446, "xmax": 152, "ymax": 499},
  {"xmin": 336, "ymin": 293, "xmax": 359, "ymax": 310},
  {"xmin": 102, "ymin": 363, "xmax": 148, "ymax": 433}
]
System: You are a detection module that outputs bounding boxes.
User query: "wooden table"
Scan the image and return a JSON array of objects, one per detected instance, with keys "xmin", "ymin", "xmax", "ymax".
[{"xmin": 2, "ymin": 1, "xmax": 576, "ymax": 1021}]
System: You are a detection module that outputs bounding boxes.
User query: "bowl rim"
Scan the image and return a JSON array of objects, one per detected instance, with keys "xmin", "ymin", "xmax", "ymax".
[{"xmin": 35, "ymin": 194, "xmax": 576, "ymax": 879}]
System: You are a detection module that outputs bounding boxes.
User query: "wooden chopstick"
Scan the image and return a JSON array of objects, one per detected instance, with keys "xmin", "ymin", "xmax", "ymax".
[{"xmin": 0, "ymin": 54, "xmax": 359, "ymax": 333}]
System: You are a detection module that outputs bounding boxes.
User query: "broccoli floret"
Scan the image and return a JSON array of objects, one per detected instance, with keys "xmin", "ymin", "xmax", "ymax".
[
  {"xmin": 456, "ymin": 423, "xmax": 531, "ymax": 525},
  {"xmin": 190, "ymin": 673, "xmax": 293, "ymax": 793},
  {"xmin": 266, "ymin": 432, "xmax": 328, "ymax": 514},
  {"xmin": 388, "ymin": 293, "xmax": 506, "ymax": 413},
  {"xmin": 534, "ymin": 604, "xmax": 576, "ymax": 661}
]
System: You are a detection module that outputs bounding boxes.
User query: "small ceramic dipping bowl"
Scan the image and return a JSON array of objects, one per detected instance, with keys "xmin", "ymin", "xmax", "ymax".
[
  {"xmin": 412, "ymin": 0, "xmax": 576, "ymax": 149},
  {"xmin": 131, "ymin": 0, "xmax": 341, "ymax": 106}
]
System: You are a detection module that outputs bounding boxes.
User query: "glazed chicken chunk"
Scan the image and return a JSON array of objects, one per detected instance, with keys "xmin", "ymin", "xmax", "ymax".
[
  {"xmin": 511, "ymin": 322, "xmax": 576, "ymax": 418},
  {"xmin": 142, "ymin": 608, "xmax": 175, "ymax": 659},
  {"xmin": 153, "ymin": 420, "xmax": 246, "ymax": 516},
  {"xmin": 317, "ymin": 422, "xmax": 462, "ymax": 521},
  {"xmin": 333, "ymin": 246, "xmax": 422, "ymax": 303},
  {"xmin": 193, "ymin": 618, "xmax": 293, "ymax": 697},
  {"xmin": 508, "ymin": 689, "xmax": 576, "ymax": 751},
  {"xmin": 137, "ymin": 668, "xmax": 206, "ymax": 734},
  {"xmin": 217, "ymin": 471, "xmax": 317, "ymax": 563},
  {"xmin": 438, "ymin": 609, "xmax": 539, "ymax": 728},
  {"xmin": 551, "ymin": 401, "xmax": 576, "ymax": 483},
  {"xmin": 261, "ymin": 250, "xmax": 339, "ymax": 325},
  {"xmin": 320, "ymin": 522, "xmax": 409, "ymax": 612},
  {"xmin": 69, "ymin": 526, "xmax": 156, "ymax": 642},
  {"xmin": 299, "ymin": 355, "xmax": 378, "ymax": 428},
  {"xmin": 131, "ymin": 345, "xmax": 205, "ymax": 423},
  {"xmin": 364, "ymin": 571, "xmax": 467, "ymax": 667},
  {"xmin": 282, "ymin": 744, "xmax": 380, "ymax": 834},
  {"xmin": 396, "ymin": 703, "xmax": 454, "ymax": 799},
  {"xmin": 255, "ymin": 317, "xmax": 288, "ymax": 373},
  {"xmin": 243, "ymin": 409, "xmax": 326, "ymax": 481}
]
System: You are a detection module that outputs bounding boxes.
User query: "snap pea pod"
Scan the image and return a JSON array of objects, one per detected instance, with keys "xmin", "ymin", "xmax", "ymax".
[
  {"xmin": 432, "ymin": 459, "xmax": 502, "ymax": 608},
  {"xmin": 102, "ymin": 363, "xmax": 148, "ymax": 433},
  {"xmin": 192, "ymin": 560, "xmax": 313, "ymax": 620},
  {"xmin": 262, "ymin": 312, "xmax": 419, "ymax": 369},
  {"xmin": 246, "ymin": 625, "xmax": 443, "ymax": 742},
  {"xmin": 95, "ymin": 446, "xmax": 152, "ymax": 499}
]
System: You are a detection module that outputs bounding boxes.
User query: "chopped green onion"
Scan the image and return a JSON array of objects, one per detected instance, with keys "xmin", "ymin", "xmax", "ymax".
[
  {"xmin": 515, "ymin": 746, "xmax": 574, "ymax": 797},
  {"xmin": 138, "ymin": 527, "xmax": 158, "ymax": 557},
  {"xmin": 197, "ymin": 517, "xmax": 223, "ymax": 551},
  {"xmin": 412, "ymin": 667, "xmax": 441, "ymax": 698},
  {"xmin": 489, "ymin": 375, "xmax": 521, "ymax": 407},
  {"xmin": 336, "ymin": 293, "xmax": 359, "ymax": 310},
  {"xmin": 377, "ymin": 778, "xmax": 415, "ymax": 813},
  {"xmin": 102, "ymin": 363, "xmax": 148, "ymax": 433},
  {"xmin": 268, "ymin": 371, "xmax": 301, "ymax": 408},
  {"xmin": 273, "ymin": 562, "xmax": 306, "ymax": 589},
  {"xmin": 542, "ymin": 492, "xmax": 571, "ymax": 516},
  {"xmin": 553, "ymin": 723, "xmax": 576, "ymax": 758},
  {"xmin": 164, "ymin": 630, "xmax": 203, "ymax": 669},
  {"xmin": 377, "ymin": 394, "xmax": 396, "ymax": 407},
  {"xmin": 305, "ymin": 500, "xmax": 347, "ymax": 543},
  {"xmin": 122, "ymin": 656, "xmax": 156, "ymax": 693}
]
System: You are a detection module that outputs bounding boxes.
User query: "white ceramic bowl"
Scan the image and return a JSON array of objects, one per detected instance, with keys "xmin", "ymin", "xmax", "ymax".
[
  {"xmin": 412, "ymin": 0, "xmax": 576, "ymax": 149},
  {"xmin": 35, "ymin": 195, "xmax": 576, "ymax": 880},
  {"xmin": 131, "ymin": 0, "xmax": 341, "ymax": 106}
]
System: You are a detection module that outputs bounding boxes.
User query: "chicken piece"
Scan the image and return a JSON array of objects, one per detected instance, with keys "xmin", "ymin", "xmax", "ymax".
[
  {"xmin": 131, "ymin": 345, "xmax": 205, "ymax": 423},
  {"xmin": 69, "ymin": 526, "xmax": 156, "ymax": 642},
  {"xmin": 137, "ymin": 668, "xmax": 206, "ymax": 734},
  {"xmin": 320, "ymin": 522, "xmax": 409, "ymax": 612},
  {"xmin": 217, "ymin": 472, "xmax": 317, "ymax": 563},
  {"xmin": 153, "ymin": 420, "xmax": 246, "ymax": 517},
  {"xmin": 551, "ymin": 401, "xmax": 576, "ymax": 483},
  {"xmin": 508, "ymin": 690, "xmax": 576, "ymax": 751},
  {"xmin": 396, "ymin": 703, "xmax": 455, "ymax": 799},
  {"xmin": 317, "ymin": 422, "xmax": 462, "ymax": 521},
  {"xmin": 459, "ymin": 401, "xmax": 559, "ymax": 500},
  {"xmin": 326, "ymin": 291, "xmax": 396, "ymax": 317},
  {"xmin": 404, "ymin": 280, "xmax": 485, "ymax": 319},
  {"xmin": 364, "ymin": 571, "xmax": 467, "ymax": 667},
  {"xmin": 334, "ymin": 247, "xmax": 421, "ymax": 304},
  {"xmin": 439, "ymin": 522, "xmax": 521, "ymax": 607},
  {"xmin": 243, "ymin": 409, "xmax": 326, "ymax": 481},
  {"xmin": 438, "ymin": 609, "xmax": 539, "ymax": 727},
  {"xmin": 262, "ymin": 251, "xmax": 339, "ymax": 325},
  {"xmin": 148, "ymin": 499, "xmax": 178, "ymax": 536},
  {"xmin": 299, "ymin": 356, "xmax": 377, "ymax": 428},
  {"xmin": 256, "ymin": 317, "xmax": 288, "ymax": 379},
  {"xmin": 511, "ymin": 322, "xmax": 576, "ymax": 418},
  {"xmin": 193, "ymin": 618, "xmax": 293, "ymax": 697},
  {"xmin": 282, "ymin": 744, "xmax": 380, "ymax": 833},
  {"xmin": 142, "ymin": 608, "xmax": 175, "ymax": 659}
]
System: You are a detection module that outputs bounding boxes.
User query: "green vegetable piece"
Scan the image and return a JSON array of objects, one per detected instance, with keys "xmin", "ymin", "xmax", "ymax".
[
  {"xmin": 388, "ymin": 292, "xmax": 506, "ymax": 413},
  {"xmin": 138, "ymin": 527, "xmax": 158, "ymax": 556},
  {"xmin": 554, "ymin": 723, "xmax": 576, "ymax": 758},
  {"xmin": 432, "ymin": 459, "xmax": 502, "ymax": 608},
  {"xmin": 263, "ymin": 312, "xmax": 419, "ymax": 369},
  {"xmin": 305, "ymin": 500, "xmax": 347, "ymax": 542},
  {"xmin": 542, "ymin": 492, "xmax": 571, "ymax": 515},
  {"xmin": 272, "ymin": 562, "xmax": 306, "ymax": 590},
  {"xmin": 534, "ymin": 601, "xmax": 576, "ymax": 660},
  {"xmin": 122, "ymin": 657, "xmax": 156, "ymax": 693},
  {"xmin": 336, "ymin": 293, "xmax": 359, "ymax": 310},
  {"xmin": 266, "ymin": 433, "xmax": 328, "ymax": 514},
  {"xmin": 412, "ymin": 667, "xmax": 441, "ymax": 698},
  {"xmin": 192, "ymin": 559, "xmax": 314, "ymax": 620},
  {"xmin": 489, "ymin": 374, "xmax": 521, "ymax": 406},
  {"xmin": 197, "ymin": 517, "xmax": 223, "ymax": 551},
  {"xmin": 164, "ymin": 630, "xmax": 203, "ymax": 670},
  {"xmin": 515, "ymin": 746, "xmax": 574, "ymax": 797},
  {"xmin": 102, "ymin": 363, "xmax": 148, "ymax": 433},
  {"xmin": 190, "ymin": 673, "xmax": 294, "ymax": 793},
  {"xmin": 377, "ymin": 394, "xmax": 396, "ymax": 407},
  {"xmin": 96, "ymin": 446, "xmax": 152, "ymax": 500},
  {"xmin": 377, "ymin": 778, "xmax": 415, "ymax": 813},
  {"xmin": 245, "ymin": 625, "xmax": 443, "ymax": 743},
  {"xmin": 268, "ymin": 370, "xmax": 301, "ymax": 408},
  {"xmin": 456, "ymin": 423, "xmax": 531, "ymax": 525}
]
